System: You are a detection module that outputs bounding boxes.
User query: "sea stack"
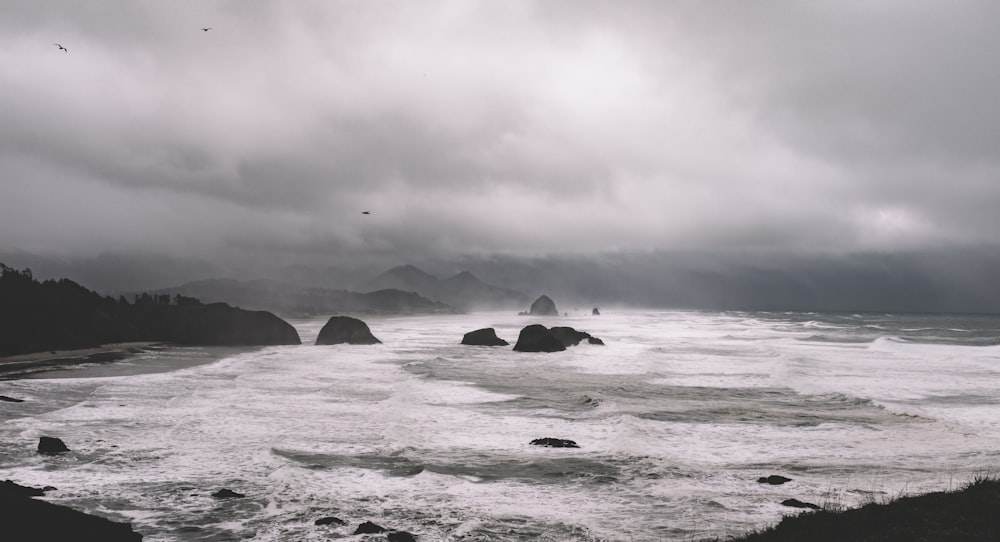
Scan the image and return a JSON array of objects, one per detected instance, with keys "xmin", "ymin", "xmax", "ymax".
[
  {"xmin": 528, "ymin": 295, "xmax": 558, "ymax": 316},
  {"xmin": 316, "ymin": 316, "xmax": 382, "ymax": 345},
  {"xmin": 461, "ymin": 328, "xmax": 509, "ymax": 346}
]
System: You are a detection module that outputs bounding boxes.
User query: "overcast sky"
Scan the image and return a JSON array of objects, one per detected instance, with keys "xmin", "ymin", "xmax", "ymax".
[{"xmin": 3, "ymin": 1, "xmax": 1000, "ymax": 270}]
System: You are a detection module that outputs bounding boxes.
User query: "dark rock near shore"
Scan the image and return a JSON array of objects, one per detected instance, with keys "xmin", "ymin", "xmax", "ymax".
[
  {"xmin": 211, "ymin": 488, "xmax": 245, "ymax": 499},
  {"xmin": 314, "ymin": 516, "xmax": 346, "ymax": 526},
  {"xmin": 0, "ymin": 395, "xmax": 25, "ymax": 402},
  {"xmin": 587, "ymin": 336, "xmax": 605, "ymax": 345},
  {"xmin": 461, "ymin": 328, "xmax": 509, "ymax": 346},
  {"xmin": 530, "ymin": 437, "xmax": 580, "ymax": 448},
  {"xmin": 759, "ymin": 475, "xmax": 793, "ymax": 485},
  {"xmin": 0, "ymin": 487, "xmax": 143, "ymax": 541},
  {"xmin": 389, "ymin": 531, "xmax": 418, "ymax": 542},
  {"xmin": 527, "ymin": 294, "xmax": 559, "ymax": 316},
  {"xmin": 354, "ymin": 521, "xmax": 387, "ymax": 534},
  {"xmin": 513, "ymin": 324, "xmax": 566, "ymax": 352},
  {"xmin": 549, "ymin": 326, "xmax": 603, "ymax": 347},
  {"xmin": 782, "ymin": 498, "xmax": 821, "ymax": 510},
  {"xmin": 316, "ymin": 316, "xmax": 382, "ymax": 345},
  {"xmin": 1, "ymin": 480, "xmax": 50, "ymax": 497},
  {"xmin": 37, "ymin": 436, "xmax": 70, "ymax": 455}
]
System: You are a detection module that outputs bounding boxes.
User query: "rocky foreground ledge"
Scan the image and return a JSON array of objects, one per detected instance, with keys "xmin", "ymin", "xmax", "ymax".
[
  {"xmin": 0, "ymin": 481, "xmax": 142, "ymax": 541},
  {"xmin": 721, "ymin": 477, "xmax": 1000, "ymax": 542}
]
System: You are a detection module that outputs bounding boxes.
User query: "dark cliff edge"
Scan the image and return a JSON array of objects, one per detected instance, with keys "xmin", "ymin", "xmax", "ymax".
[{"xmin": 0, "ymin": 264, "xmax": 300, "ymax": 357}]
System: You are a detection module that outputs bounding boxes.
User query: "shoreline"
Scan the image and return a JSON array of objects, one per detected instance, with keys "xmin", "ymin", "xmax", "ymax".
[{"xmin": 0, "ymin": 343, "xmax": 161, "ymax": 379}]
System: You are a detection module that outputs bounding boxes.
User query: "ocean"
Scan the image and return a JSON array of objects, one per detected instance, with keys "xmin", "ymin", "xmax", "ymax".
[{"xmin": 2, "ymin": 310, "xmax": 999, "ymax": 541}]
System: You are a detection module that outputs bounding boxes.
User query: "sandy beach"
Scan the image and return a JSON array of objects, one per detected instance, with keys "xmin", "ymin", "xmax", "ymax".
[{"xmin": 0, "ymin": 343, "xmax": 161, "ymax": 379}]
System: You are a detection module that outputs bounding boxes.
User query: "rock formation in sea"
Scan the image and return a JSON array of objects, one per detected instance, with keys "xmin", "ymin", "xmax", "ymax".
[
  {"xmin": 316, "ymin": 316, "xmax": 382, "ymax": 345},
  {"xmin": 592, "ymin": 307, "xmax": 600, "ymax": 315},
  {"xmin": 461, "ymin": 328, "xmax": 509, "ymax": 346},
  {"xmin": 37, "ymin": 436, "xmax": 70, "ymax": 455},
  {"xmin": 758, "ymin": 475, "xmax": 793, "ymax": 485},
  {"xmin": 530, "ymin": 437, "xmax": 580, "ymax": 448},
  {"xmin": 513, "ymin": 324, "xmax": 604, "ymax": 352},
  {"xmin": 211, "ymin": 488, "xmax": 245, "ymax": 499},
  {"xmin": 527, "ymin": 294, "xmax": 559, "ymax": 316},
  {"xmin": 512, "ymin": 324, "xmax": 566, "ymax": 352}
]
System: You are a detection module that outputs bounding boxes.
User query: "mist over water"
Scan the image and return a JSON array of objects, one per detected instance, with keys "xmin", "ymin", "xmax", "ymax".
[{"xmin": 2, "ymin": 310, "xmax": 999, "ymax": 541}]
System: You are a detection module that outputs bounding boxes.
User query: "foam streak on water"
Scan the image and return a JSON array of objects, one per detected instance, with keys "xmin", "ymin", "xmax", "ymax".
[{"xmin": 2, "ymin": 310, "xmax": 1000, "ymax": 541}]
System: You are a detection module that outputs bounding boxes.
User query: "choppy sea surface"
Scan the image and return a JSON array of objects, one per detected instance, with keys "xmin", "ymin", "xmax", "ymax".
[{"xmin": 2, "ymin": 310, "xmax": 1000, "ymax": 541}]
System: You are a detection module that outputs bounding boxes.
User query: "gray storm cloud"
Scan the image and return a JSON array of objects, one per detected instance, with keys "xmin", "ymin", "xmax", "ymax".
[{"xmin": 3, "ymin": 0, "xmax": 1000, "ymax": 267}]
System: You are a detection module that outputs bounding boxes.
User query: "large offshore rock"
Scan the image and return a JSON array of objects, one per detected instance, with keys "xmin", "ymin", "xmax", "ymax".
[
  {"xmin": 512, "ymin": 324, "xmax": 566, "ymax": 353},
  {"xmin": 461, "ymin": 328, "xmax": 509, "ymax": 346},
  {"xmin": 316, "ymin": 316, "xmax": 382, "ymax": 345},
  {"xmin": 527, "ymin": 295, "xmax": 559, "ymax": 316}
]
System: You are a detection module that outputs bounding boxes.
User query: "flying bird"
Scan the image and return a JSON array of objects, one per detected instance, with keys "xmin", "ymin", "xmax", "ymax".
[
  {"xmin": 361, "ymin": 211, "xmax": 371, "ymax": 215},
  {"xmin": 54, "ymin": 43, "xmax": 67, "ymax": 52},
  {"xmin": 201, "ymin": 27, "xmax": 212, "ymax": 32}
]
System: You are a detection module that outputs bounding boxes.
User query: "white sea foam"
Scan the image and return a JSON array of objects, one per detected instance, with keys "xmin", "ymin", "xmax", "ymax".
[{"xmin": 2, "ymin": 310, "xmax": 999, "ymax": 541}]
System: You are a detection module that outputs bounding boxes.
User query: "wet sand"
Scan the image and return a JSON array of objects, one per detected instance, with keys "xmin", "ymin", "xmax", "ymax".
[{"xmin": 0, "ymin": 343, "xmax": 161, "ymax": 379}]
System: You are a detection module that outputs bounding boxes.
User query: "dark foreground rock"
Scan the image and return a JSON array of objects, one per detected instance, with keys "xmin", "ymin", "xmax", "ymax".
[
  {"xmin": 1, "ymin": 480, "xmax": 51, "ymax": 497},
  {"xmin": 354, "ymin": 521, "xmax": 387, "ymax": 534},
  {"xmin": 759, "ymin": 475, "xmax": 793, "ymax": 485},
  {"xmin": 730, "ymin": 478, "xmax": 1000, "ymax": 542},
  {"xmin": 37, "ymin": 436, "xmax": 70, "ymax": 455},
  {"xmin": 316, "ymin": 316, "xmax": 382, "ymax": 345},
  {"xmin": 527, "ymin": 295, "xmax": 559, "ymax": 316},
  {"xmin": 530, "ymin": 437, "xmax": 580, "ymax": 448},
  {"xmin": 461, "ymin": 328, "xmax": 509, "ymax": 346},
  {"xmin": 0, "ymin": 486, "xmax": 142, "ymax": 541},
  {"xmin": 513, "ymin": 324, "xmax": 565, "ymax": 352},
  {"xmin": 211, "ymin": 488, "xmax": 245, "ymax": 499}
]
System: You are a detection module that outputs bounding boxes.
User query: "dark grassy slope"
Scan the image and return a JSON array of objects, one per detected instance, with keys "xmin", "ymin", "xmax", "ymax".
[
  {"xmin": 0, "ymin": 264, "xmax": 299, "ymax": 356},
  {"xmin": 726, "ymin": 478, "xmax": 1000, "ymax": 542}
]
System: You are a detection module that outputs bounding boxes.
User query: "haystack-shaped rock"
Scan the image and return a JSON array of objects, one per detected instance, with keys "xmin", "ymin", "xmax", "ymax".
[
  {"xmin": 513, "ymin": 324, "xmax": 566, "ymax": 352},
  {"xmin": 461, "ymin": 328, "xmax": 509, "ymax": 346},
  {"xmin": 316, "ymin": 316, "xmax": 382, "ymax": 345},
  {"xmin": 528, "ymin": 295, "xmax": 558, "ymax": 316}
]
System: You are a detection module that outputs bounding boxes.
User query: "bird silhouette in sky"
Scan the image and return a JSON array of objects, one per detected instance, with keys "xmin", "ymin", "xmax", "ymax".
[
  {"xmin": 54, "ymin": 43, "xmax": 67, "ymax": 52},
  {"xmin": 201, "ymin": 27, "xmax": 212, "ymax": 32},
  {"xmin": 361, "ymin": 211, "xmax": 371, "ymax": 215}
]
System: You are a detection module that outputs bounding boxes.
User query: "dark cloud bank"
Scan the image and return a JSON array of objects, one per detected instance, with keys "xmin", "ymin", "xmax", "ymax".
[{"xmin": 3, "ymin": 1, "xmax": 1000, "ymax": 313}]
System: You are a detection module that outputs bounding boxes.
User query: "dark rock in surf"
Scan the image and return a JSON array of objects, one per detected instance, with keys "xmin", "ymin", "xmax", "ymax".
[
  {"xmin": 592, "ymin": 307, "xmax": 600, "ymax": 315},
  {"xmin": 461, "ymin": 328, "xmax": 509, "ymax": 346},
  {"xmin": 316, "ymin": 316, "xmax": 381, "ymax": 345},
  {"xmin": 587, "ymin": 336, "xmax": 604, "ymax": 345},
  {"xmin": 0, "ymin": 395, "xmax": 25, "ymax": 402},
  {"xmin": 528, "ymin": 295, "xmax": 559, "ymax": 316},
  {"xmin": 530, "ymin": 437, "xmax": 580, "ymax": 448},
  {"xmin": 354, "ymin": 521, "xmax": 387, "ymax": 534},
  {"xmin": 37, "ymin": 436, "xmax": 70, "ymax": 455},
  {"xmin": 1, "ymin": 480, "xmax": 50, "ymax": 497},
  {"xmin": 513, "ymin": 324, "xmax": 565, "ymax": 353},
  {"xmin": 549, "ymin": 326, "xmax": 603, "ymax": 347},
  {"xmin": 759, "ymin": 475, "xmax": 793, "ymax": 485},
  {"xmin": 782, "ymin": 498, "xmax": 821, "ymax": 510},
  {"xmin": 315, "ymin": 516, "xmax": 346, "ymax": 526},
  {"xmin": 389, "ymin": 531, "xmax": 418, "ymax": 542},
  {"xmin": 0, "ymin": 489, "xmax": 143, "ymax": 541},
  {"xmin": 211, "ymin": 488, "xmax": 245, "ymax": 499}
]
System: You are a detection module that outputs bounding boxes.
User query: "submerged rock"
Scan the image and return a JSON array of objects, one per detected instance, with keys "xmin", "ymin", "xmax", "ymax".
[
  {"xmin": 461, "ymin": 328, "xmax": 509, "ymax": 346},
  {"xmin": 513, "ymin": 324, "xmax": 566, "ymax": 353},
  {"xmin": 316, "ymin": 316, "xmax": 382, "ymax": 345},
  {"xmin": 354, "ymin": 521, "xmax": 387, "ymax": 534},
  {"xmin": 315, "ymin": 516, "xmax": 346, "ymax": 526},
  {"xmin": 388, "ymin": 531, "xmax": 418, "ymax": 542},
  {"xmin": 759, "ymin": 475, "xmax": 793, "ymax": 485},
  {"xmin": 530, "ymin": 437, "xmax": 580, "ymax": 448},
  {"xmin": 211, "ymin": 489, "xmax": 245, "ymax": 499},
  {"xmin": 782, "ymin": 498, "xmax": 821, "ymax": 510},
  {"xmin": 37, "ymin": 436, "xmax": 70, "ymax": 455},
  {"xmin": 527, "ymin": 295, "xmax": 559, "ymax": 316},
  {"xmin": 0, "ymin": 395, "xmax": 25, "ymax": 402}
]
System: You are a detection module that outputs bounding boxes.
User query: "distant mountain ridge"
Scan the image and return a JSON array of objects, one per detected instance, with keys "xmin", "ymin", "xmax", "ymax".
[
  {"xmin": 365, "ymin": 265, "xmax": 528, "ymax": 310},
  {"xmin": 148, "ymin": 277, "xmax": 454, "ymax": 317}
]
